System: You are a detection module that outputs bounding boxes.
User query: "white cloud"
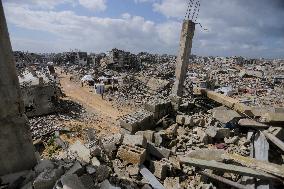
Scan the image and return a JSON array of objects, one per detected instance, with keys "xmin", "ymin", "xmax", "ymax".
[
  {"xmin": 78, "ymin": 0, "xmax": 107, "ymax": 12},
  {"xmin": 3, "ymin": 0, "xmax": 75, "ymax": 9},
  {"xmin": 4, "ymin": 2, "xmax": 178, "ymax": 54},
  {"xmin": 153, "ymin": 0, "xmax": 186, "ymax": 18}
]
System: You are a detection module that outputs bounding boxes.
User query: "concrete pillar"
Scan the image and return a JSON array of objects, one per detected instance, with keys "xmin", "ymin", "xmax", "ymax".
[
  {"xmin": 0, "ymin": 0, "xmax": 36, "ymax": 176},
  {"xmin": 172, "ymin": 20, "xmax": 195, "ymax": 97}
]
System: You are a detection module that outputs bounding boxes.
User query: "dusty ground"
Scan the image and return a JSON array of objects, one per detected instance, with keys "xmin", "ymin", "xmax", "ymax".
[{"xmin": 56, "ymin": 68, "xmax": 134, "ymax": 137}]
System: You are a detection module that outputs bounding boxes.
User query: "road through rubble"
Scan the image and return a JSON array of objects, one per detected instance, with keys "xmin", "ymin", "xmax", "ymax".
[{"xmin": 57, "ymin": 70, "xmax": 133, "ymax": 136}]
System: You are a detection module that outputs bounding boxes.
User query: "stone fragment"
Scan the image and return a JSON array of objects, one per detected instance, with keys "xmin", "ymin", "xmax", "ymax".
[
  {"xmin": 117, "ymin": 145, "xmax": 146, "ymax": 165},
  {"xmin": 65, "ymin": 161, "xmax": 84, "ymax": 176},
  {"xmin": 33, "ymin": 168, "xmax": 64, "ymax": 189},
  {"xmin": 100, "ymin": 180, "xmax": 121, "ymax": 189},
  {"xmin": 91, "ymin": 157, "xmax": 101, "ymax": 167},
  {"xmin": 150, "ymin": 160, "xmax": 168, "ymax": 180},
  {"xmin": 205, "ymin": 126, "xmax": 230, "ymax": 139},
  {"xmin": 102, "ymin": 134, "xmax": 123, "ymax": 157},
  {"xmin": 135, "ymin": 130, "xmax": 155, "ymax": 143},
  {"xmin": 123, "ymin": 134, "xmax": 147, "ymax": 148},
  {"xmin": 147, "ymin": 142, "xmax": 171, "ymax": 159},
  {"xmin": 34, "ymin": 160, "xmax": 54, "ymax": 174},
  {"xmin": 61, "ymin": 174, "xmax": 86, "ymax": 189},
  {"xmin": 79, "ymin": 174, "xmax": 95, "ymax": 189},
  {"xmin": 164, "ymin": 177, "xmax": 180, "ymax": 189},
  {"xmin": 186, "ymin": 149, "xmax": 225, "ymax": 161},
  {"xmin": 68, "ymin": 140, "xmax": 91, "ymax": 163},
  {"xmin": 225, "ymin": 136, "xmax": 239, "ymax": 144},
  {"xmin": 126, "ymin": 164, "xmax": 140, "ymax": 177},
  {"xmin": 95, "ymin": 165, "xmax": 110, "ymax": 182}
]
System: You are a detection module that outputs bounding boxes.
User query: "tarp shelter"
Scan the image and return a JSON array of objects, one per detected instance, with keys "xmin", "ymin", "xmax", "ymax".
[{"xmin": 81, "ymin": 75, "xmax": 94, "ymax": 82}]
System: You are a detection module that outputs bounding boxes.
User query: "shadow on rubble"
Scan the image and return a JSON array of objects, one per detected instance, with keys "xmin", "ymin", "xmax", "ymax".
[{"xmin": 56, "ymin": 99, "xmax": 85, "ymax": 119}]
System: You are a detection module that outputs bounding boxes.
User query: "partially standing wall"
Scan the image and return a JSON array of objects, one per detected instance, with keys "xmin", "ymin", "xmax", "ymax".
[{"xmin": 0, "ymin": 0, "xmax": 36, "ymax": 175}]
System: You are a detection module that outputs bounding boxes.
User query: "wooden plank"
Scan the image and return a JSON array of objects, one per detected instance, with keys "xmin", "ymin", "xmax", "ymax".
[
  {"xmin": 178, "ymin": 156, "xmax": 277, "ymax": 180},
  {"xmin": 263, "ymin": 131, "xmax": 284, "ymax": 152},
  {"xmin": 223, "ymin": 153, "xmax": 284, "ymax": 179},
  {"xmin": 139, "ymin": 165, "xmax": 165, "ymax": 189},
  {"xmin": 200, "ymin": 171, "xmax": 247, "ymax": 189}
]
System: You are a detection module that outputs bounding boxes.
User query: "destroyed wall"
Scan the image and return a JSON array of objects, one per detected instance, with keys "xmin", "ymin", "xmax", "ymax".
[
  {"xmin": 19, "ymin": 69, "xmax": 61, "ymax": 117},
  {"xmin": 0, "ymin": 1, "xmax": 36, "ymax": 175}
]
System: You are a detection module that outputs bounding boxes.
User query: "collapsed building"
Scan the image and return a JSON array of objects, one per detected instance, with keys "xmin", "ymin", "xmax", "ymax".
[{"xmin": 18, "ymin": 68, "xmax": 61, "ymax": 117}]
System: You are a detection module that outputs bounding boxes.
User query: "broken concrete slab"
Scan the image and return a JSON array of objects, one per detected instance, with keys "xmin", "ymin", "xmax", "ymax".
[
  {"xmin": 34, "ymin": 160, "xmax": 54, "ymax": 174},
  {"xmin": 185, "ymin": 149, "xmax": 225, "ymax": 161},
  {"xmin": 222, "ymin": 153, "xmax": 284, "ymax": 179},
  {"xmin": 210, "ymin": 106, "xmax": 242, "ymax": 126},
  {"xmin": 263, "ymin": 130, "xmax": 284, "ymax": 152},
  {"xmin": 178, "ymin": 156, "xmax": 277, "ymax": 180},
  {"xmin": 268, "ymin": 127, "xmax": 284, "ymax": 140},
  {"xmin": 200, "ymin": 171, "xmax": 247, "ymax": 189},
  {"xmin": 238, "ymin": 119, "xmax": 269, "ymax": 129},
  {"xmin": 139, "ymin": 165, "xmax": 165, "ymax": 189},
  {"xmin": 117, "ymin": 145, "xmax": 146, "ymax": 165},
  {"xmin": 135, "ymin": 130, "xmax": 155, "ymax": 143},
  {"xmin": 79, "ymin": 174, "xmax": 95, "ymax": 189},
  {"xmin": 65, "ymin": 161, "xmax": 84, "ymax": 176},
  {"xmin": 260, "ymin": 113, "xmax": 284, "ymax": 125},
  {"xmin": 33, "ymin": 168, "xmax": 64, "ymax": 189},
  {"xmin": 91, "ymin": 157, "xmax": 101, "ymax": 167},
  {"xmin": 100, "ymin": 180, "xmax": 121, "ymax": 189},
  {"xmin": 123, "ymin": 134, "xmax": 147, "ymax": 148},
  {"xmin": 68, "ymin": 140, "xmax": 91, "ymax": 163},
  {"xmin": 61, "ymin": 174, "xmax": 86, "ymax": 189},
  {"xmin": 205, "ymin": 126, "xmax": 230, "ymax": 139},
  {"xmin": 147, "ymin": 143, "xmax": 171, "ymax": 159},
  {"xmin": 150, "ymin": 160, "xmax": 168, "ymax": 180}
]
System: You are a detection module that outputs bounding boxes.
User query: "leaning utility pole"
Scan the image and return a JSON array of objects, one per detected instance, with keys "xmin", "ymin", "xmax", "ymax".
[
  {"xmin": 0, "ymin": 0, "xmax": 36, "ymax": 175},
  {"xmin": 172, "ymin": 0, "xmax": 200, "ymax": 97}
]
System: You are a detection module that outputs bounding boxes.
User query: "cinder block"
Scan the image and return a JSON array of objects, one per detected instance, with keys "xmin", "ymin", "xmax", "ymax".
[
  {"xmin": 123, "ymin": 134, "xmax": 147, "ymax": 148},
  {"xmin": 117, "ymin": 145, "xmax": 146, "ymax": 165},
  {"xmin": 150, "ymin": 160, "xmax": 168, "ymax": 180}
]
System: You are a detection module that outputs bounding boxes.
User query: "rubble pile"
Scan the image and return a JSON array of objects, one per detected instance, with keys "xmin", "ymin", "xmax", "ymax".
[{"xmin": 4, "ymin": 96, "xmax": 284, "ymax": 189}]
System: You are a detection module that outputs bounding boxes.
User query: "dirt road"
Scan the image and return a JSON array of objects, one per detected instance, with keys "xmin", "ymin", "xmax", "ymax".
[{"xmin": 57, "ymin": 70, "xmax": 132, "ymax": 136}]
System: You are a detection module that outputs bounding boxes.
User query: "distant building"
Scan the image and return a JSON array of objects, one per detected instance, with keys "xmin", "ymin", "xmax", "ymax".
[{"xmin": 107, "ymin": 48, "xmax": 140, "ymax": 69}]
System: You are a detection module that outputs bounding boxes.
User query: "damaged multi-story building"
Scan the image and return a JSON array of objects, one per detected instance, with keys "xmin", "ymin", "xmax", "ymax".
[{"xmin": 101, "ymin": 48, "xmax": 141, "ymax": 70}]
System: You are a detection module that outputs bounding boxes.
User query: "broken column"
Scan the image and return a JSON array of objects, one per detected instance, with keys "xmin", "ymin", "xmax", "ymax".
[
  {"xmin": 172, "ymin": 19, "xmax": 195, "ymax": 97},
  {"xmin": 0, "ymin": 1, "xmax": 36, "ymax": 175}
]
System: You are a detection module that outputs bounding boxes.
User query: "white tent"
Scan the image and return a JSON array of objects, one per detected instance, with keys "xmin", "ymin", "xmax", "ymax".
[{"xmin": 81, "ymin": 75, "xmax": 94, "ymax": 82}]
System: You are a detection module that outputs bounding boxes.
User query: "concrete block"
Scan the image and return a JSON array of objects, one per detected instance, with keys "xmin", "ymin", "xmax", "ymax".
[
  {"xmin": 68, "ymin": 140, "xmax": 91, "ymax": 163},
  {"xmin": 34, "ymin": 160, "xmax": 54, "ymax": 174},
  {"xmin": 95, "ymin": 165, "xmax": 110, "ymax": 182},
  {"xmin": 65, "ymin": 161, "xmax": 84, "ymax": 176},
  {"xmin": 79, "ymin": 174, "xmax": 95, "ymax": 189},
  {"xmin": 135, "ymin": 130, "xmax": 155, "ymax": 143},
  {"xmin": 100, "ymin": 180, "xmax": 121, "ymax": 189},
  {"xmin": 102, "ymin": 134, "xmax": 123, "ymax": 157},
  {"xmin": 123, "ymin": 134, "xmax": 147, "ymax": 148},
  {"xmin": 33, "ymin": 168, "xmax": 64, "ymax": 189},
  {"xmin": 117, "ymin": 145, "xmax": 146, "ymax": 165},
  {"xmin": 147, "ymin": 143, "xmax": 171, "ymax": 159},
  {"xmin": 205, "ymin": 126, "xmax": 230, "ymax": 139},
  {"xmin": 150, "ymin": 160, "xmax": 168, "ymax": 180},
  {"xmin": 61, "ymin": 174, "xmax": 86, "ymax": 189}
]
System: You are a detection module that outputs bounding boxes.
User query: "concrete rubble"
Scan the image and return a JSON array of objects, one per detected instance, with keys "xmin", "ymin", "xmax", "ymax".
[{"xmin": 1, "ymin": 1, "xmax": 284, "ymax": 188}]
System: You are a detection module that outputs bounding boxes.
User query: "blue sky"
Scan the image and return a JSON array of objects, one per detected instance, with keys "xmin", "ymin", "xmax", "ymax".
[{"xmin": 3, "ymin": 0, "xmax": 284, "ymax": 58}]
